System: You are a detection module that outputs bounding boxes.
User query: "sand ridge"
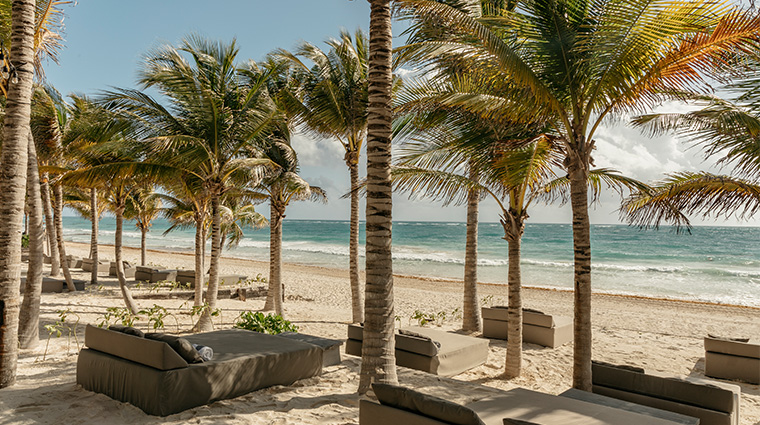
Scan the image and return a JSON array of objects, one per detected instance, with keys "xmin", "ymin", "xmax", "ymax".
[{"xmin": 1, "ymin": 241, "xmax": 758, "ymax": 424}]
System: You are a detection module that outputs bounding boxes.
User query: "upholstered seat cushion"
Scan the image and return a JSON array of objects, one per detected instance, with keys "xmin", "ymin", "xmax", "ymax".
[
  {"xmin": 84, "ymin": 325, "xmax": 188, "ymax": 371},
  {"xmin": 705, "ymin": 336, "xmax": 760, "ymax": 359},
  {"xmin": 374, "ymin": 383, "xmax": 485, "ymax": 425}
]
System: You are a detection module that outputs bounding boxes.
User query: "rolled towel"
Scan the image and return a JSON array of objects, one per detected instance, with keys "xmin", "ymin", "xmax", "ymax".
[{"xmin": 192, "ymin": 343, "xmax": 214, "ymax": 362}]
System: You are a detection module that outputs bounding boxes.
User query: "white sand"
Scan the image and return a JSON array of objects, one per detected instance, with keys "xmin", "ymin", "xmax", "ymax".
[{"xmin": 2, "ymin": 241, "xmax": 759, "ymax": 424}]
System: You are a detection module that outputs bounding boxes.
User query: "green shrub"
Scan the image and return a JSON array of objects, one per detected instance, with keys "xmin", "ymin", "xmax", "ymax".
[
  {"xmin": 234, "ymin": 311, "xmax": 298, "ymax": 335},
  {"xmin": 21, "ymin": 234, "xmax": 29, "ymax": 249}
]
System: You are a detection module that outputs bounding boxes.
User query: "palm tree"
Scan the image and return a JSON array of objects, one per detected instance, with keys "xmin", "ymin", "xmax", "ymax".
[
  {"xmin": 277, "ymin": 29, "xmax": 369, "ymax": 324},
  {"xmin": 62, "ymin": 185, "xmax": 107, "ymax": 284},
  {"xmin": 219, "ymin": 194, "xmax": 268, "ymax": 250},
  {"xmin": 395, "ymin": 0, "xmax": 760, "ymax": 389},
  {"xmin": 253, "ymin": 141, "xmax": 326, "ymax": 316},
  {"xmin": 0, "ymin": 0, "xmax": 36, "ymax": 389},
  {"xmin": 124, "ymin": 187, "xmax": 162, "ymax": 266},
  {"xmin": 358, "ymin": 0, "xmax": 397, "ymax": 394},
  {"xmin": 624, "ymin": 89, "xmax": 760, "ymax": 227},
  {"xmin": 103, "ymin": 35, "xmax": 278, "ymax": 331}
]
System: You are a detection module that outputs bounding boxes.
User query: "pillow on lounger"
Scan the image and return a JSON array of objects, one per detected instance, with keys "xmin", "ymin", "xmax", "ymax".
[
  {"xmin": 145, "ymin": 333, "xmax": 203, "ymax": 364},
  {"xmin": 108, "ymin": 324, "xmax": 145, "ymax": 338},
  {"xmin": 708, "ymin": 334, "xmax": 750, "ymax": 343},
  {"xmin": 398, "ymin": 329, "xmax": 442, "ymax": 348},
  {"xmin": 373, "ymin": 383, "xmax": 485, "ymax": 425},
  {"xmin": 503, "ymin": 419, "xmax": 541, "ymax": 425}
]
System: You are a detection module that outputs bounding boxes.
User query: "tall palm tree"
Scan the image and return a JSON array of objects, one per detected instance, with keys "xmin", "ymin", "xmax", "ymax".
[
  {"xmin": 253, "ymin": 141, "xmax": 326, "ymax": 316},
  {"xmin": 277, "ymin": 29, "xmax": 369, "ymax": 323},
  {"xmin": 103, "ymin": 35, "xmax": 278, "ymax": 331},
  {"xmin": 124, "ymin": 187, "xmax": 162, "ymax": 266},
  {"xmin": 0, "ymin": 0, "xmax": 36, "ymax": 390},
  {"xmin": 396, "ymin": 0, "xmax": 760, "ymax": 389},
  {"xmin": 62, "ymin": 185, "xmax": 107, "ymax": 284},
  {"xmin": 358, "ymin": 0, "xmax": 397, "ymax": 394}
]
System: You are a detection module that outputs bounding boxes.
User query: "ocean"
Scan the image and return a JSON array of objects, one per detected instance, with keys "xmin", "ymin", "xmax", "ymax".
[{"xmin": 61, "ymin": 216, "xmax": 760, "ymax": 307}]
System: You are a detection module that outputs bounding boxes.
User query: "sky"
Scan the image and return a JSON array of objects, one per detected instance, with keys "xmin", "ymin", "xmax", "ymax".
[{"xmin": 46, "ymin": 0, "xmax": 760, "ymax": 226}]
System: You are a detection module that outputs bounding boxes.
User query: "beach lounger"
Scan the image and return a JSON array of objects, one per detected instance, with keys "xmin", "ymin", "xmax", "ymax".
[
  {"xmin": 108, "ymin": 261, "xmax": 136, "ymax": 278},
  {"xmin": 134, "ymin": 266, "xmax": 177, "ymax": 283},
  {"xmin": 346, "ymin": 324, "xmax": 489, "ymax": 376},
  {"xmin": 481, "ymin": 307, "xmax": 572, "ymax": 348},
  {"xmin": 360, "ymin": 384, "xmax": 695, "ymax": 425},
  {"xmin": 175, "ymin": 269, "xmax": 247, "ymax": 288},
  {"xmin": 19, "ymin": 276, "xmax": 86, "ymax": 293},
  {"xmin": 81, "ymin": 258, "xmax": 110, "ymax": 274},
  {"xmin": 704, "ymin": 336, "xmax": 760, "ymax": 384},
  {"xmin": 76, "ymin": 325, "xmax": 323, "ymax": 416},
  {"xmin": 592, "ymin": 360, "xmax": 741, "ymax": 425}
]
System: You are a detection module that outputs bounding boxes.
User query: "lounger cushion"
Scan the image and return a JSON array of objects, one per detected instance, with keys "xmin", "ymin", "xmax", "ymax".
[
  {"xmin": 145, "ymin": 333, "xmax": 203, "ymax": 364},
  {"xmin": 397, "ymin": 329, "xmax": 440, "ymax": 356},
  {"xmin": 503, "ymin": 420, "xmax": 541, "ymax": 425},
  {"xmin": 108, "ymin": 325, "xmax": 145, "ymax": 338},
  {"xmin": 84, "ymin": 325, "xmax": 188, "ymax": 371},
  {"xmin": 373, "ymin": 383, "xmax": 485, "ymax": 425},
  {"xmin": 705, "ymin": 336, "xmax": 760, "ymax": 358}
]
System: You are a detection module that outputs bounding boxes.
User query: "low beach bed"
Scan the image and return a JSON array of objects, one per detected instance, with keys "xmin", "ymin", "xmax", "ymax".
[{"xmin": 77, "ymin": 325, "xmax": 324, "ymax": 416}]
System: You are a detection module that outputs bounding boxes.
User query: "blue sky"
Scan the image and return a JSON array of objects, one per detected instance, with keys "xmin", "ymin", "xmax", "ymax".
[{"xmin": 47, "ymin": 1, "xmax": 759, "ymax": 226}]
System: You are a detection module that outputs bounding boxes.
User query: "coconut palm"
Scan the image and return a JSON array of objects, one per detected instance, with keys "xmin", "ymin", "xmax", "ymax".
[
  {"xmin": 102, "ymin": 35, "xmax": 278, "ymax": 331},
  {"xmin": 124, "ymin": 187, "xmax": 162, "ymax": 266},
  {"xmin": 62, "ymin": 185, "xmax": 107, "ymax": 283},
  {"xmin": 219, "ymin": 194, "xmax": 268, "ymax": 250},
  {"xmin": 277, "ymin": 29, "xmax": 369, "ymax": 323},
  {"xmin": 0, "ymin": 0, "xmax": 36, "ymax": 390},
  {"xmin": 395, "ymin": 0, "xmax": 760, "ymax": 389},
  {"xmin": 358, "ymin": 0, "xmax": 397, "ymax": 393},
  {"xmin": 624, "ymin": 89, "xmax": 760, "ymax": 227},
  {"xmin": 252, "ymin": 141, "xmax": 326, "ymax": 316}
]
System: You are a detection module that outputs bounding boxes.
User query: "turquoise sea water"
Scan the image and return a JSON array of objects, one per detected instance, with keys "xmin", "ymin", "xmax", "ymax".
[{"xmin": 61, "ymin": 217, "xmax": 760, "ymax": 307}]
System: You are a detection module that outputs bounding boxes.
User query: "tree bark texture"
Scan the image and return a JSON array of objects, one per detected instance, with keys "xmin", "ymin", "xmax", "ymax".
[
  {"xmin": 358, "ymin": 0, "xmax": 397, "ymax": 394},
  {"xmin": 53, "ymin": 183, "xmax": 74, "ymax": 290},
  {"xmin": 115, "ymin": 205, "xmax": 139, "ymax": 315},
  {"xmin": 193, "ymin": 219, "xmax": 204, "ymax": 307},
  {"xmin": 40, "ymin": 174, "xmax": 59, "ymax": 276},
  {"xmin": 462, "ymin": 169, "xmax": 480, "ymax": 333},
  {"xmin": 502, "ymin": 209, "xmax": 525, "ymax": 379},
  {"xmin": 0, "ymin": 0, "xmax": 35, "ymax": 389},
  {"xmin": 347, "ymin": 152, "xmax": 364, "ymax": 324},
  {"xmin": 195, "ymin": 193, "xmax": 221, "ymax": 332},
  {"xmin": 19, "ymin": 133, "xmax": 43, "ymax": 349},
  {"xmin": 89, "ymin": 188, "xmax": 98, "ymax": 284},
  {"xmin": 266, "ymin": 201, "xmax": 284, "ymax": 316},
  {"xmin": 140, "ymin": 227, "xmax": 147, "ymax": 266},
  {"xmin": 567, "ymin": 139, "xmax": 593, "ymax": 391}
]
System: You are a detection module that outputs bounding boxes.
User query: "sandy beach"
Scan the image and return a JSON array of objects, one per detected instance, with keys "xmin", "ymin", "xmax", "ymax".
[{"xmin": 1, "ymin": 241, "xmax": 759, "ymax": 425}]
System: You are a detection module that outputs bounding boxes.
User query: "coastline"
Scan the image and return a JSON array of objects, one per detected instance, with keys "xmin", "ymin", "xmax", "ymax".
[{"xmin": 2, "ymin": 241, "xmax": 757, "ymax": 424}]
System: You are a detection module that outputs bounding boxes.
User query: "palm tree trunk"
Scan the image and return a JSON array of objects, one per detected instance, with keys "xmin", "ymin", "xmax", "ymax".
[
  {"xmin": 358, "ymin": 0, "xmax": 397, "ymax": 394},
  {"xmin": 193, "ymin": 219, "xmax": 204, "ymax": 307},
  {"xmin": 462, "ymin": 168, "xmax": 481, "ymax": 333},
  {"xmin": 140, "ymin": 226, "xmax": 147, "ymax": 266},
  {"xmin": 347, "ymin": 151, "xmax": 364, "ymax": 324},
  {"xmin": 567, "ymin": 144, "xmax": 593, "ymax": 391},
  {"xmin": 265, "ymin": 202, "xmax": 284, "ymax": 315},
  {"xmin": 53, "ymin": 183, "xmax": 75, "ymax": 291},
  {"xmin": 40, "ymin": 174, "xmax": 60, "ymax": 276},
  {"xmin": 114, "ymin": 205, "xmax": 139, "ymax": 314},
  {"xmin": 19, "ymin": 133, "xmax": 44, "ymax": 349},
  {"xmin": 195, "ymin": 193, "xmax": 220, "ymax": 332},
  {"xmin": 502, "ymin": 209, "xmax": 525, "ymax": 378},
  {"xmin": 89, "ymin": 188, "xmax": 98, "ymax": 284},
  {"xmin": 0, "ymin": 0, "xmax": 35, "ymax": 388}
]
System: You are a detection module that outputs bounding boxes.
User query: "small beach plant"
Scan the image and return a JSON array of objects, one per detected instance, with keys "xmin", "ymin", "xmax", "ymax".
[{"xmin": 234, "ymin": 311, "xmax": 298, "ymax": 335}]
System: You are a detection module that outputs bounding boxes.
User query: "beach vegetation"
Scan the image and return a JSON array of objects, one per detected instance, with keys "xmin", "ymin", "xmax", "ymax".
[
  {"xmin": 277, "ymin": 29, "xmax": 371, "ymax": 324},
  {"xmin": 395, "ymin": 0, "xmax": 760, "ymax": 389},
  {"xmin": 234, "ymin": 311, "xmax": 298, "ymax": 335}
]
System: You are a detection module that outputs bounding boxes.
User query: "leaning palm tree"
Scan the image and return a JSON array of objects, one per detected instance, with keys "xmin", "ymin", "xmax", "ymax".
[
  {"xmin": 396, "ymin": 0, "xmax": 760, "ymax": 389},
  {"xmin": 358, "ymin": 0, "xmax": 397, "ymax": 393},
  {"xmin": 124, "ymin": 187, "xmax": 162, "ymax": 266},
  {"xmin": 103, "ymin": 35, "xmax": 278, "ymax": 331},
  {"xmin": 253, "ymin": 141, "xmax": 326, "ymax": 316},
  {"xmin": 0, "ymin": 0, "xmax": 36, "ymax": 389},
  {"xmin": 277, "ymin": 29, "xmax": 369, "ymax": 324}
]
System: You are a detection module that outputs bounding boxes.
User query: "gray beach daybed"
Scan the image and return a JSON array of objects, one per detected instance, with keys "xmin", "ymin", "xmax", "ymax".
[
  {"xmin": 109, "ymin": 261, "xmax": 136, "ymax": 278},
  {"xmin": 19, "ymin": 276, "xmax": 85, "ymax": 292},
  {"xmin": 360, "ymin": 383, "xmax": 698, "ymax": 425},
  {"xmin": 176, "ymin": 269, "xmax": 247, "ymax": 288},
  {"xmin": 346, "ymin": 324, "xmax": 489, "ymax": 376},
  {"xmin": 81, "ymin": 258, "xmax": 109, "ymax": 273},
  {"xmin": 481, "ymin": 307, "xmax": 572, "ymax": 348},
  {"xmin": 134, "ymin": 266, "xmax": 177, "ymax": 282},
  {"xmin": 592, "ymin": 360, "xmax": 741, "ymax": 425},
  {"xmin": 705, "ymin": 336, "xmax": 760, "ymax": 384},
  {"xmin": 77, "ymin": 325, "xmax": 324, "ymax": 416}
]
